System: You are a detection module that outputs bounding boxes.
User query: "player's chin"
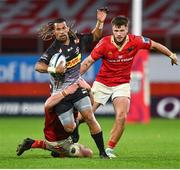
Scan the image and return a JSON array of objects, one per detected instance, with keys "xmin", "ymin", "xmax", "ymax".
[
  {"xmin": 83, "ymin": 148, "xmax": 93, "ymax": 157},
  {"xmin": 58, "ymin": 35, "xmax": 67, "ymax": 42}
]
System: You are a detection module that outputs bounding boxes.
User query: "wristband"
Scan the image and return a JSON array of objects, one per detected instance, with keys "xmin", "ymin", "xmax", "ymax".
[
  {"xmin": 47, "ymin": 67, "xmax": 56, "ymax": 73},
  {"xmin": 61, "ymin": 90, "xmax": 67, "ymax": 97}
]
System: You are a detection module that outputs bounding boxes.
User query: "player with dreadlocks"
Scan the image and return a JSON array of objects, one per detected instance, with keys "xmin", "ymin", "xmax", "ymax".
[{"xmin": 31, "ymin": 7, "xmax": 109, "ymax": 158}]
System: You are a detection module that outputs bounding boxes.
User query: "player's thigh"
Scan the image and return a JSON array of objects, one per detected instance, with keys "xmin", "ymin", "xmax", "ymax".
[
  {"xmin": 91, "ymin": 81, "xmax": 112, "ymax": 105},
  {"xmin": 112, "ymin": 96, "xmax": 130, "ymax": 118},
  {"xmin": 74, "ymin": 96, "xmax": 95, "ymax": 120},
  {"xmin": 57, "ymin": 108, "xmax": 75, "ymax": 128},
  {"xmin": 74, "ymin": 96, "xmax": 92, "ymax": 113},
  {"xmin": 111, "ymin": 83, "xmax": 131, "ymax": 100},
  {"xmin": 55, "ymin": 100, "xmax": 75, "ymax": 126}
]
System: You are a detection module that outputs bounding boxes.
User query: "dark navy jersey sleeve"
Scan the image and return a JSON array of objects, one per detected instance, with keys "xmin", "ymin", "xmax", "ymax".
[
  {"xmin": 77, "ymin": 33, "xmax": 93, "ymax": 51},
  {"xmin": 39, "ymin": 40, "xmax": 58, "ymax": 65}
]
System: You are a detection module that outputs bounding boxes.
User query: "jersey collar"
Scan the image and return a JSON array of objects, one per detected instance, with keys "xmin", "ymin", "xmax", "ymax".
[{"xmin": 111, "ymin": 35, "xmax": 129, "ymax": 51}]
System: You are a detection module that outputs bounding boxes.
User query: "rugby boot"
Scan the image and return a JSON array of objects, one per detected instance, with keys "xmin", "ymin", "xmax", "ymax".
[{"xmin": 16, "ymin": 138, "xmax": 34, "ymax": 156}]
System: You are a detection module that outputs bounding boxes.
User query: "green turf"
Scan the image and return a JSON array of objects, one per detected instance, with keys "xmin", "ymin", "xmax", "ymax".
[{"xmin": 0, "ymin": 116, "xmax": 180, "ymax": 168}]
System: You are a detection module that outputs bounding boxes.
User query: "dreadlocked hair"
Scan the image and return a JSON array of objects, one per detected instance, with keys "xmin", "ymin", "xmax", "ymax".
[{"xmin": 38, "ymin": 18, "xmax": 79, "ymax": 43}]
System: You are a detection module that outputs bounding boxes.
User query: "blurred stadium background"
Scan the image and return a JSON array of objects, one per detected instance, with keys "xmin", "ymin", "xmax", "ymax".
[{"xmin": 0, "ymin": 0, "xmax": 179, "ymax": 119}]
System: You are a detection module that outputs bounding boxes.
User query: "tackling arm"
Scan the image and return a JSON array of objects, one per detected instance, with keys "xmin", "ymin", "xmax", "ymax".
[
  {"xmin": 80, "ymin": 55, "xmax": 95, "ymax": 75},
  {"xmin": 45, "ymin": 83, "xmax": 79, "ymax": 112},
  {"xmin": 151, "ymin": 40, "xmax": 178, "ymax": 65},
  {"xmin": 91, "ymin": 7, "xmax": 108, "ymax": 41}
]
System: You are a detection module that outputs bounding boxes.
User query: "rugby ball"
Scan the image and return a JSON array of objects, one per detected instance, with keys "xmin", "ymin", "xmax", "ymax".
[
  {"xmin": 69, "ymin": 143, "xmax": 80, "ymax": 157},
  {"xmin": 49, "ymin": 53, "xmax": 66, "ymax": 68}
]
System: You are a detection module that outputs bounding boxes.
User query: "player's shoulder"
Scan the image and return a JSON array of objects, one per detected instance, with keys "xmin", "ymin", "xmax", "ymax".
[
  {"xmin": 101, "ymin": 35, "xmax": 111, "ymax": 42},
  {"xmin": 97, "ymin": 35, "xmax": 111, "ymax": 45},
  {"xmin": 128, "ymin": 34, "xmax": 141, "ymax": 41},
  {"xmin": 76, "ymin": 32, "xmax": 92, "ymax": 38},
  {"xmin": 128, "ymin": 34, "xmax": 150, "ymax": 43}
]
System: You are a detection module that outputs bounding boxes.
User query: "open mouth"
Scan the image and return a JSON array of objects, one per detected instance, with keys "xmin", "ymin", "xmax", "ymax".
[{"xmin": 59, "ymin": 35, "xmax": 66, "ymax": 39}]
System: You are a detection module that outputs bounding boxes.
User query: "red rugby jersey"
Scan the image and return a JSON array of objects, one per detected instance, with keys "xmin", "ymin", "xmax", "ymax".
[
  {"xmin": 44, "ymin": 109, "xmax": 78, "ymax": 142},
  {"xmin": 91, "ymin": 34, "xmax": 152, "ymax": 86}
]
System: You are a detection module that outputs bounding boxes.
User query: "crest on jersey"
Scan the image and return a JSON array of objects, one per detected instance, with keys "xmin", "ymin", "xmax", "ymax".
[
  {"xmin": 141, "ymin": 36, "xmax": 150, "ymax": 44},
  {"xmin": 127, "ymin": 46, "xmax": 135, "ymax": 52}
]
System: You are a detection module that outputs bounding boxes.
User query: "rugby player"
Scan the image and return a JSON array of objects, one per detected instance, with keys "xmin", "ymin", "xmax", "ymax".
[
  {"xmin": 80, "ymin": 16, "xmax": 178, "ymax": 158},
  {"xmin": 16, "ymin": 83, "xmax": 93, "ymax": 158},
  {"xmin": 34, "ymin": 8, "xmax": 109, "ymax": 158}
]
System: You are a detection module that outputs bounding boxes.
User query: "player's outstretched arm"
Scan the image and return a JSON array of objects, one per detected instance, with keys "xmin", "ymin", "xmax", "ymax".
[
  {"xmin": 91, "ymin": 7, "xmax": 108, "ymax": 41},
  {"xmin": 80, "ymin": 55, "xmax": 95, "ymax": 75},
  {"xmin": 45, "ymin": 83, "xmax": 79, "ymax": 112},
  {"xmin": 151, "ymin": 40, "xmax": 178, "ymax": 65}
]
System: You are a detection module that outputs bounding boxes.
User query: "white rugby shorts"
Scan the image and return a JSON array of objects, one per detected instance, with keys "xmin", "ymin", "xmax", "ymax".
[{"xmin": 91, "ymin": 81, "xmax": 130, "ymax": 105}]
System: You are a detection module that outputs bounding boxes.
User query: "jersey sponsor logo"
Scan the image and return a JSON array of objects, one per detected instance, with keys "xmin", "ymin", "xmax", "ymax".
[
  {"xmin": 141, "ymin": 36, "xmax": 150, "ymax": 44},
  {"xmin": 66, "ymin": 54, "xmax": 81, "ymax": 68},
  {"xmin": 118, "ymin": 55, "xmax": 123, "ymax": 59},
  {"xmin": 107, "ymin": 56, "xmax": 133, "ymax": 63},
  {"xmin": 67, "ymin": 47, "xmax": 73, "ymax": 52}
]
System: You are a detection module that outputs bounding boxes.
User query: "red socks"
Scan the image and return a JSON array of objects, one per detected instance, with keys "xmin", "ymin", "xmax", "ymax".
[
  {"xmin": 31, "ymin": 140, "xmax": 46, "ymax": 149},
  {"xmin": 108, "ymin": 140, "xmax": 116, "ymax": 149}
]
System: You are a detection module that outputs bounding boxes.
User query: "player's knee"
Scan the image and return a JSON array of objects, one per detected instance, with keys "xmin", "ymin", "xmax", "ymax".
[
  {"xmin": 83, "ymin": 113, "xmax": 94, "ymax": 124},
  {"xmin": 116, "ymin": 111, "xmax": 127, "ymax": 122},
  {"xmin": 64, "ymin": 123, "xmax": 76, "ymax": 133}
]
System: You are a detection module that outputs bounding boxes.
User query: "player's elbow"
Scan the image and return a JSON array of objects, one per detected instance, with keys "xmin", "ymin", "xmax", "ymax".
[
  {"xmin": 44, "ymin": 102, "xmax": 52, "ymax": 112},
  {"xmin": 34, "ymin": 62, "xmax": 41, "ymax": 72},
  {"xmin": 34, "ymin": 62, "xmax": 47, "ymax": 73},
  {"xmin": 92, "ymin": 33, "xmax": 102, "ymax": 42}
]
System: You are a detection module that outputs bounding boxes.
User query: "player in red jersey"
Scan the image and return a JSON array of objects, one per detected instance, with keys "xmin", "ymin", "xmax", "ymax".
[
  {"xmin": 16, "ymin": 81, "xmax": 93, "ymax": 158},
  {"xmin": 80, "ymin": 16, "xmax": 178, "ymax": 158}
]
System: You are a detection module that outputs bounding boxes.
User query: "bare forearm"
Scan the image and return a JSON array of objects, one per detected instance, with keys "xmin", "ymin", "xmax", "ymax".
[
  {"xmin": 35, "ymin": 62, "xmax": 48, "ymax": 73},
  {"xmin": 45, "ymin": 93, "xmax": 64, "ymax": 110},
  {"xmin": 80, "ymin": 59, "xmax": 94, "ymax": 75},
  {"xmin": 91, "ymin": 21, "xmax": 104, "ymax": 41},
  {"xmin": 151, "ymin": 40, "xmax": 178, "ymax": 65},
  {"xmin": 151, "ymin": 41, "xmax": 173, "ymax": 58},
  {"xmin": 92, "ymin": 7, "xmax": 107, "ymax": 41},
  {"xmin": 44, "ymin": 90, "xmax": 67, "ymax": 111}
]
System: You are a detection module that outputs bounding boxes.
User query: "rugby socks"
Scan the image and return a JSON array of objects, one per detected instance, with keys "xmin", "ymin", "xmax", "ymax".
[
  {"xmin": 108, "ymin": 140, "xmax": 116, "ymax": 149},
  {"xmin": 91, "ymin": 131, "xmax": 106, "ymax": 154},
  {"xmin": 71, "ymin": 119, "xmax": 80, "ymax": 143},
  {"xmin": 31, "ymin": 140, "xmax": 46, "ymax": 149}
]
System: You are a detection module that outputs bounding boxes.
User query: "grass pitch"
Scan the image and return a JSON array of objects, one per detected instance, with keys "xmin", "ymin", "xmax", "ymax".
[{"xmin": 0, "ymin": 116, "xmax": 180, "ymax": 169}]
